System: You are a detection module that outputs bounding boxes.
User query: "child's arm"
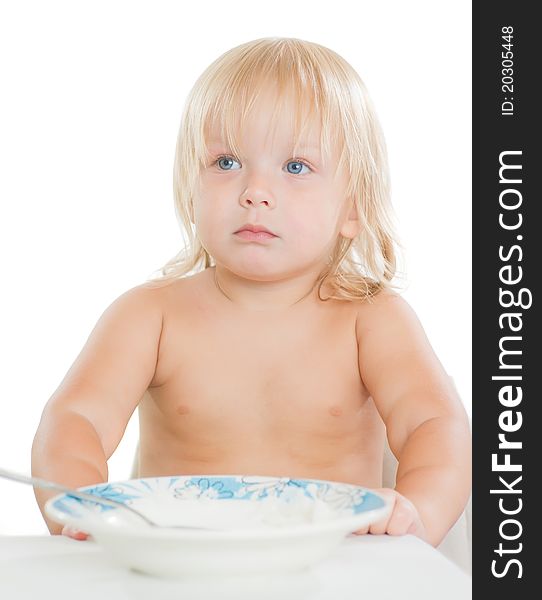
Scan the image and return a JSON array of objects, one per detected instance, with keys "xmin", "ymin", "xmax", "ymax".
[
  {"xmin": 31, "ymin": 285, "xmax": 163, "ymax": 535},
  {"xmin": 357, "ymin": 291, "xmax": 472, "ymax": 547}
]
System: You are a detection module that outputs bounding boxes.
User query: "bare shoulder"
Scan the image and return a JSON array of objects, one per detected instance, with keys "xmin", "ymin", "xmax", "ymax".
[
  {"xmin": 100, "ymin": 279, "xmax": 168, "ymax": 329},
  {"xmin": 355, "ymin": 288, "xmax": 421, "ymax": 338},
  {"xmin": 354, "ymin": 287, "xmax": 436, "ymax": 377},
  {"xmin": 354, "ymin": 288, "xmax": 431, "ymax": 387},
  {"xmin": 139, "ymin": 270, "xmax": 209, "ymax": 315}
]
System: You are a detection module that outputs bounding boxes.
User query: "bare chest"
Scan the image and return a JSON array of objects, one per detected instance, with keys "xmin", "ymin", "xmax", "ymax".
[
  {"xmin": 137, "ymin": 280, "xmax": 384, "ymax": 484},
  {"xmin": 149, "ymin": 302, "xmax": 366, "ymax": 434}
]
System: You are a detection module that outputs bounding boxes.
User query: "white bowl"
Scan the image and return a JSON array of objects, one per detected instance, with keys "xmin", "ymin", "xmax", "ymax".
[{"xmin": 45, "ymin": 474, "xmax": 389, "ymax": 578}]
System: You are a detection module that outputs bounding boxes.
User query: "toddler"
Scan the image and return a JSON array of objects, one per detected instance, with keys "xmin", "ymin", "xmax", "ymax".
[{"xmin": 32, "ymin": 37, "xmax": 471, "ymax": 545}]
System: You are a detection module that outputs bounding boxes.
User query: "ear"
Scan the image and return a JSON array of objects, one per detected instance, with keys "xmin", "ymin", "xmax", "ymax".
[{"xmin": 339, "ymin": 204, "xmax": 362, "ymax": 240}]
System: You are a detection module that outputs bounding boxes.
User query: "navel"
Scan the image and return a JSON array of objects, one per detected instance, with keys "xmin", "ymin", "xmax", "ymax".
[{"xmin": 176, "ymin": 404, "xmax": 190, "ymax": 415}]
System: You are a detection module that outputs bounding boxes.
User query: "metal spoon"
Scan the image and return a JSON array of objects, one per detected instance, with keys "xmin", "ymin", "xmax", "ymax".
[{"xmin": 0, "ymin": 467, "xmax": 217, "ymax": 530}]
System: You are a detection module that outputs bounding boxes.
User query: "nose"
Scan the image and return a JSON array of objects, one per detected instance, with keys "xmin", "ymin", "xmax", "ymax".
[{"xmin": 239, "ymin": 186, "xmax": 275, "ymax": 209}]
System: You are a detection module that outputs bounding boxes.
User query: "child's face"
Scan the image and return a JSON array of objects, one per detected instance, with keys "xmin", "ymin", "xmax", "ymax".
[{"xmin": 194, "ymin": 89, "xmax": 358, "ymax": 281}]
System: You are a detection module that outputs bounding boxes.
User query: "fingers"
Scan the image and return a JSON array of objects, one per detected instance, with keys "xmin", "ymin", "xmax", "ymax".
[
  {"xmin": 352, "ymin": 488, "xmax": 423, "ymax": 538},
  {"xmin": 62, "ymin": 525, "xmax": 89, "ymax": 541},
  {"xmin": 385, "ymin": 495, "xmax": 418, "ymax": 536},
  {"xmin": 352, "ymin": 525, "xmax": 369, "ymax": 535},
  {"xmin": 367, "ymin": 489, "xmax": 396, "ymax": 535},
  {"xmin": 352, "ymin": 488, "xmax": 395, "ymax": 536}
]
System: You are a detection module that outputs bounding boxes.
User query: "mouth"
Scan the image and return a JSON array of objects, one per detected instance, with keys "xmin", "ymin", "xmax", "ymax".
[
  {"xmin": 234, "ymin": 230, "xmax": 277, "ymax": 241},
  {"xmin": 234, "ymin": 224, "xmax": 278, "ymax": 242}
]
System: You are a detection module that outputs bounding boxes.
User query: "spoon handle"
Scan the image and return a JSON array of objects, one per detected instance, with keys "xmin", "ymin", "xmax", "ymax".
[
  {"xmin": 0, "ymin": 467, "xmax": 155, "ymax": 524},
  {"xmin": 1, "ymin": 467, "xmax": 83, "ymax": 495},
  {"xmin": 0, "ymin": 467, "xmax": 220, "ymax": 530}
]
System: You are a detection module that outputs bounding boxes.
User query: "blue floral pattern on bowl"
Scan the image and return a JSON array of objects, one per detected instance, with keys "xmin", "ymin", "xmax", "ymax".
[{"xmin": 51, "ymin": 475, "xmax": 385, "ymax": 520}]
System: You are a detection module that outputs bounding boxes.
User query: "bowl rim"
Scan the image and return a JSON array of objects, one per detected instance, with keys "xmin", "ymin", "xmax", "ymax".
[{"xmin": 45, "ymin": 474, "xmax": 391, "ymax": 540}]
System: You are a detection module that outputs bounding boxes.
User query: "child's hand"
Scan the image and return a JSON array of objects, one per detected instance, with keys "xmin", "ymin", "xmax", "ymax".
[
  {"xmin": 352, "ymin": 488, "xmax": 427, "ymax": 541},
  {"xmin": 61, "ymin": 524, "xmax": 90, "ymax": 541}
]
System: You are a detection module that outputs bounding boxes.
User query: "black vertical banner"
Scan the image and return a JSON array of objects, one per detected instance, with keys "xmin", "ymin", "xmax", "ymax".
[{"xmin": 473, "ymin": 2, "xmax": 540, "ymax": 597}]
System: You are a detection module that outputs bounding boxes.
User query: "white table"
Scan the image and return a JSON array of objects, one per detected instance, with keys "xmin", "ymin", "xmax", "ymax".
[{"xmin": 0, "ymin": 534, "xmax": 471, "ymax": 599}]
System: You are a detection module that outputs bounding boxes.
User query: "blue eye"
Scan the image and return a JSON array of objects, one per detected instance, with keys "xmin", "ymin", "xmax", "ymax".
[
  {"xmin": 286, "ymin": 160, "xmax": 311, "ymax": 175},
  {"xmin": 216, "ymin": 156, "xmax": 241, "ymax": 170},
  {"xmin": 215, "ymin": 156, "xmax": 311, "ymax": 174}
]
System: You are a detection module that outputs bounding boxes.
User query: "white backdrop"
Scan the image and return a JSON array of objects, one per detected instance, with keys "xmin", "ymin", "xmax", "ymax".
[{"xmin": 0, "ymin": 0, "xmax": 471, "ymax": 535}]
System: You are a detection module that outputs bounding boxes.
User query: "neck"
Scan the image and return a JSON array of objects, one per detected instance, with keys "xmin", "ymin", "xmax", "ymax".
[{"xmin": 212, "ymin": 265, "xmax": 327, "ymax": 311}]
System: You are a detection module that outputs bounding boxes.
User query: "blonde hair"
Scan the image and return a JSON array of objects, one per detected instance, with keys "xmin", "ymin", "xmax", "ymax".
[{"xmin": 147, "ymin": 37, "xmax": 405, "ymax": 302}]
